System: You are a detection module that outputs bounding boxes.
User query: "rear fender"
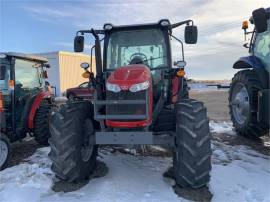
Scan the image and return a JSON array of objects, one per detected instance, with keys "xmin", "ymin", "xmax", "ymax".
[
  {"xmin": 233, "ymin": 56, "xmax": 269, "ymax": 88},
  {"xmin": 28, "ymin": 92, "xmax": 51, "ymax": 129},
  {"xmin": 233, "ymin": 56, "xmax": 264, "ymax": 69}
]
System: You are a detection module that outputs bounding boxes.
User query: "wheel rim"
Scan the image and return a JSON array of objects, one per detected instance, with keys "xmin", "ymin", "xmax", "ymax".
[
  {"xmin": 81, "ymin": 119, "xmax": 94, "ymax": 162},
  {"xmin": 0, "ymin": 140, "xmax": 8, "ymax": 167},
  {"xmin": 231, "ymin": 83, "xmax": 250, "ymax": 125}
]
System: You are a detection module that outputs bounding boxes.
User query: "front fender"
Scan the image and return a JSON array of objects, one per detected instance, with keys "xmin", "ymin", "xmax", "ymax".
[
  {"xmin": 28, "ymin": 91, "xmax": 51, "ymax": 129},
  {"xmin": 233, "ymin": 56, "xmax": 264, "ymax": 69}
]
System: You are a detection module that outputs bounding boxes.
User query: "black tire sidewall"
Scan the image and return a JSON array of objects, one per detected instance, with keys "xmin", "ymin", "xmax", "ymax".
[
  {"xmin": 49, "ymin": 101, "xmax": 97, "ymax": 182},
  {"xmin": 229, "ymin": 70, "xmax": 266, "ymax": 137},
  {"xmin": 73, "ymin": 110, "xmax": 97, "ymax": 180},
  {"xmin": 0, "ymin": 134, "xmax": 11, "ymax": 170},
  {"xmin": 33, "ymin": 100, "xmax": 52, "ymax": 145}
]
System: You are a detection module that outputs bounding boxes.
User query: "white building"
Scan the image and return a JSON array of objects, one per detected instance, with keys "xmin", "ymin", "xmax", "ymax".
[{"xmin": 37, "ymin": 51, "xmax": 95, "ymax": 96}]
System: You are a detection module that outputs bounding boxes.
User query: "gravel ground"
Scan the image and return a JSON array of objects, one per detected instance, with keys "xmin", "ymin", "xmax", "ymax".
[{"xmin": 190, "ymin": 90, "xmax": 230, "ymax": 121}]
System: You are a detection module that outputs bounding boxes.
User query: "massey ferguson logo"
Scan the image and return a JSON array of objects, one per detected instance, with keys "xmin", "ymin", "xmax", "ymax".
[{"xmin": 120, "ymin": 85, "xmax": 129, "ymax": 90}]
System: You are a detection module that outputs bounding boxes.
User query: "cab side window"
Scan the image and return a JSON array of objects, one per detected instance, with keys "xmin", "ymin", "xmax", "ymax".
[{"xmin": 254, "ymin": 20, "xmax": 270, "ymax": 68}]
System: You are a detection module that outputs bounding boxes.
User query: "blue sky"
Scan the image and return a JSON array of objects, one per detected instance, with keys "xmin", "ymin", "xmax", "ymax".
[{"xmin": 0, "ymin": 0, "xmax": 269, "ymax": 79}]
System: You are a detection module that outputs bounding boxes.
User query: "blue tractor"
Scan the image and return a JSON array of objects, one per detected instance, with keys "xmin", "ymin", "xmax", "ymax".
[{"xmin": 229, "ymin": 7, "xmax": 269, "ymax": 138}]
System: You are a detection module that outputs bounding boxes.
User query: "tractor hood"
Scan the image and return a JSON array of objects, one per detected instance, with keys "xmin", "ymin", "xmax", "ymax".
[{"xmin": 107, "ymin": 64, "xmax": 151, "ymax": 89}]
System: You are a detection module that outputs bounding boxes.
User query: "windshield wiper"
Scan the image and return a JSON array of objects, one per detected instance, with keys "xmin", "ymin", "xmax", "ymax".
[{"xmin": 140, "ymin": 55, "xmax": 167, "ymax": 63}]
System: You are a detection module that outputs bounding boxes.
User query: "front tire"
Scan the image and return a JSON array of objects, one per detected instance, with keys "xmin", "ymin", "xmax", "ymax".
[
  {"xmin": 173, "ymin": 99, "xmax": 211, "ymax": 188},
  {"xmin": 229, "ymin": 70, "xmax": 268, "ymax": 138},
  {"xmin": 0, "ymin": 134, "xmax": 11, "ymax": 170},
  {"xmin": 49, "ymin": 101, "xmax": 97, "ymax": 182}
]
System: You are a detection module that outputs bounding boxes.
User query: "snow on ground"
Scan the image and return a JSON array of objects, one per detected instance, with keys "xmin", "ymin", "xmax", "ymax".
[
  {"xmin": 209, "ymin": 121, "xmax": 235, "ymax": 135},
  {"xmin": 0, "ymin": 122, "xmax": 269, "ymax": 202}
]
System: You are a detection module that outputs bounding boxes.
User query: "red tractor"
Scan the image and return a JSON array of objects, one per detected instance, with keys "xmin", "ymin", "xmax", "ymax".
[
  {"xmin": 0, "ymin": 52, "xmax": 54, "ymax": 170},
  {"xmin": 49, "ymin": 19, "xmax": 211, "ymax": 188}
]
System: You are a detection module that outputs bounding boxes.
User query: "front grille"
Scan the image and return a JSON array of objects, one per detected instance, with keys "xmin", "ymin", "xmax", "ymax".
[{"xmin": 106, "ymin": 90, "xmax": 146, "ymax": 121}]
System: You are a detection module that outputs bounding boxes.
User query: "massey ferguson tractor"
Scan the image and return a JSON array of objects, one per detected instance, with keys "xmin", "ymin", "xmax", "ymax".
[
  {"xmin": 229, "ymin": 7, "xmax": 270, "ymax": 138},
  {"xmin": 49, "ymin": 19, "xmax": 211, "ymax": 188},
  {"xmin": 0, "ymin": 52, "xmax": 53, "ymax": 170}
]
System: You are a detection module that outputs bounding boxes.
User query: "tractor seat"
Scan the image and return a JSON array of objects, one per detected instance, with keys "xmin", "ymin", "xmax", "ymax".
[{"xmin": 129, "ymin": 56, "xmax": 144, "ymax": 65}]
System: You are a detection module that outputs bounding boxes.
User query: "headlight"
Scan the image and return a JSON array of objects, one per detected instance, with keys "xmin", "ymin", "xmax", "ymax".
[
  {"xmin": 106, "ymin": 82, "xmax": 121, "ymax": 92},
  {"xmin": 129, "ymin": 81, "xmax": 150, "ymax": 92}
]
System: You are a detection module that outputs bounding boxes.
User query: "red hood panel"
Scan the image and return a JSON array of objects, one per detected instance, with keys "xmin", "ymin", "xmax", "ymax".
[{"xmin": 107, "ymin": 64, "xmax": 151, "ymax": 89}]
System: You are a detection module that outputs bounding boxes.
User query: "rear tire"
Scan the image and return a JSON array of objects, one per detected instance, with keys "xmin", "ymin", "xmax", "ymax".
[
  {"xmin": 33, "ymin": 100, "xmax": 52, "ymax": 145},
  {"xmin": 173, "ymin": 99, "xmax": 211, "ymax": 188},
  {"xmin": 229, "ymin": 70, "xmax": 268, "ymax": 138},
  {"xmin": 49, "ymin": 101, "xmax": 97, "ymax": 182},
  {"xmin": 0, "ymin": 134, "xmax": 11, "ymax": 171}
]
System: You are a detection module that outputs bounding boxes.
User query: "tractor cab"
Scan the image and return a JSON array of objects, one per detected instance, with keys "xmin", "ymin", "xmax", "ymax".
[
  {"xmin": 74, "ymin": 20, "xmax": 197, "ymax": 128},
  {"xmin": 104, "ymin": 23, "xmax": 171, "ymax": 105},
  {"xmin": 0, "ymin": 52, "xmax": 52, "ymax": 144}
]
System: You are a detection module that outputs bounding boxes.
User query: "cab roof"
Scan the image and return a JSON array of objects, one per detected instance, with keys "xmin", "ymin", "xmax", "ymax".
[
  {"xmin": 103, "ymin": 19, "xmax": 171, "ymax": 32},
  {"xmin": 1, "ymin": 52, "xmax": 48, "ymax": 63}
]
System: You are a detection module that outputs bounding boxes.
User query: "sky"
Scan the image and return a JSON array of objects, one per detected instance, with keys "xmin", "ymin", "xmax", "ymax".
[{"xmin": 0, "ymin": 0, "xmax": 269, "ymax": 80}]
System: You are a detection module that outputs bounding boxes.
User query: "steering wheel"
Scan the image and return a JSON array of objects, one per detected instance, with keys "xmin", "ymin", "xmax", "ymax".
[{"xmin": 129, "ymin": 53, "xmax": 148, "ymax": 65}]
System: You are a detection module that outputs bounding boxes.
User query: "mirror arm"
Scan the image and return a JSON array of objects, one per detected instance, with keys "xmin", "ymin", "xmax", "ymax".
[
  {"xmin": 171, "ymin": 20, "xmax": 193, "ymax": 29},
  {"xmin": 91, "ymin": 29, "xmax": 103, "ymax": 76},
  {"xmin": 170, "ymin": 34, "xmax": 185, "ymax": 61},
  {"xmin": 90, "ymin": 45, "xmax": 96, "ymax": 72},
  {"xmin": 91, "ymin": 29, "xmax": 104, "ymax": 100}
]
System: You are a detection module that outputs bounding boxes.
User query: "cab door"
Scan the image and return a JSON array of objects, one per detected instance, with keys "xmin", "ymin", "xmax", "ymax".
[{"xmin": 0, "ymin": 58, "xmax": 13, "ymax": 131}]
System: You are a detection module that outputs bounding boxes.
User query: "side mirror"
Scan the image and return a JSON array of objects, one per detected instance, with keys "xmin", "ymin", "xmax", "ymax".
[
  {"xmin": 74, "ymin": 36, "xmax": 84, "ymax": 52},
  {"xmin": 185, "ymin": 25, "xmax": 198, "ymax": 44},
  {"xmin": 0, "ymin": 65, "xmax": 6, "ymax": 80},
  {"xmin": 252, "ymin": 8, "xmax": 268, "ymax": 33}
]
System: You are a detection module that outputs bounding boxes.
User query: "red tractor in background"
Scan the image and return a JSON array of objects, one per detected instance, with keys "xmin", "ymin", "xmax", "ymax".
[
  {"xmin": 49, "ymin": 19, "xmax": 211, "ymax": 188},
  {"xmin": 0, "ymin": 52, "xmax": 54, "ymax": 170}
]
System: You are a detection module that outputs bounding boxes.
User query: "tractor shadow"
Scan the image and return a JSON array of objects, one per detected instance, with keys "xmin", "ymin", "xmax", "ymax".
[
  {"xmin": 52, "ymin": 160, "xmax": 108, "ymax": 193},
  {"xmin": 163, "ymin": 167, "xmax": 213, "ymax": 202}
]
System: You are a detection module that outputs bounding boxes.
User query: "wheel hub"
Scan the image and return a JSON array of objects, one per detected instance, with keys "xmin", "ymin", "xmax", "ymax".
[
  {"xmin": 231, "ymin": 84, "xmax": 250, "ymax": 125},
  {"xmin": 0, "ymin": 140, "xmax": 8, "ymax": 167}
]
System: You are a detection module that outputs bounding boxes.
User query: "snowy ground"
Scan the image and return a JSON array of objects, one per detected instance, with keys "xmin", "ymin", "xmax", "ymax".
[{"xmin": 0, "ymin": 122, "xmax": 269, "ymax": 202}]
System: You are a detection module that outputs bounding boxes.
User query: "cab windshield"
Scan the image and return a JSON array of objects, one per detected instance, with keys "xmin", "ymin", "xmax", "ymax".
[{"xmin": 106, "ymin": 29, "xmax": 168, "ymax": 70}]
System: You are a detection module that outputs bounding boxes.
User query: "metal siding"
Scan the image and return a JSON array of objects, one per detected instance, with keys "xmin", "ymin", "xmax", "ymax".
[{"xmin": 59, "ymin": 51, "xmax": 95, "ymax": 95}]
